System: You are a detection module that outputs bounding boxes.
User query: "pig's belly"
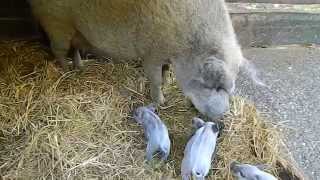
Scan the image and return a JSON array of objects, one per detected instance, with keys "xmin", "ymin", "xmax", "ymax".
[{"xmin": 76, "ymin": 23, "xmax": 140, "ymax": 61}]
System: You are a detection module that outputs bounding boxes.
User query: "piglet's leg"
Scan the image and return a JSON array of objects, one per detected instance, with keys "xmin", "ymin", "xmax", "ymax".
[
  {"xmin": 146, "ymin": 142, "xmax": 156, "ymax": 161},
  {"xmin": 182, "ymin": 174, "xmax": 190, "ymax": 180},
  {"xmin": 195, "ymin": 176, "xmax": 205, "ymax": 180},
  {"xmin": 160, "ymin": 147, "xmax": 169, "ymax": 161}
]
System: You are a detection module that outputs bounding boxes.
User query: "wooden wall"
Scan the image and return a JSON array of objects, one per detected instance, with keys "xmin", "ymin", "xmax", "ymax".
[
  {"xmin": 0, "ymin": 0, "xmax": 319, "ymax": 46},
  {"xmin": 227, "ymin": 0, "xmax": 320, "ymax": 4},
  {"xmin": 0, "ymin": 0, "xmax": 38, "ymax": 39}
]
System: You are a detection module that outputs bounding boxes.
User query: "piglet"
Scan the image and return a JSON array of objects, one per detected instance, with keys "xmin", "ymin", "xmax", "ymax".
[
  {"xmin": 230, "ymin": 161, "xmax": 277, "ymax": 180},
  {"xmin": 181, "ymin": 117, "xmax": 221, "ymax": 180},
  {"xmin": 133, "ymin": 104, "xmax": 171, "ymax": 161}
]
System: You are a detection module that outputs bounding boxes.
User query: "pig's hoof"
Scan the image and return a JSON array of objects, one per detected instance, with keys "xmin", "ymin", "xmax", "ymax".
[
  {"xmin": 59, "ymin": 65, "xmax": 70, "ymax": 73},
  {"xmin": 55, "ymin": 63, "xmax": 70, "ymax": 73},
  {"xmin": 157, "ymin": 94, "xmax": 165, "ymax": 105},
  {"xmin": 54, "ymin": 59, "xmax": 70, "ymax": 72},
  {"xmin": 74, "ymin": 65, "xmax": 84, "ymax": 71},
  {"xmin": 74, "ymin": 66, "xmax": 85, "ymax": 73},
  {"xmin": 151, "ymin": 88, "xmax": 165, "ymax": 105},
  {"xmin": 152, "ymin": 93, "xmax": 165, "ymax": 105}
]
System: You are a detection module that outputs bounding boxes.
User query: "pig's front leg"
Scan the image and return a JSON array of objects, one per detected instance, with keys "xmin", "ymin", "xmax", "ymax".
[
  {"xmin": 182, "ymin": 174, "xmax": 190, "ymax": 180},
  {"xmin": 51, "ymin": 40, "xmax": 69, "ymax": 71},
  {"xmin": 143, "ymin": 61, "xmax": 165, "ymax": 105},
  {"xmin": 195, "ymin": 176, "xmax": 205, "ymax": 180},
  {"xmin": 160, "ymin": 147, "xmax": 169, "ymax": 161}
]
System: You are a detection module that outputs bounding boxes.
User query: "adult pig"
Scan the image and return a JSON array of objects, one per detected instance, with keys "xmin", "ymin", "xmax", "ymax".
[{"xmin": 29, "ymin": 0, "xmax": 257, "ymax": 118}]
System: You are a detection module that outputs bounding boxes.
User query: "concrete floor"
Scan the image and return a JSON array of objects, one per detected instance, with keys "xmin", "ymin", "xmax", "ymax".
[{"xmin": 236, "ymin": 46, "xmax": 320, "ymax": 180}]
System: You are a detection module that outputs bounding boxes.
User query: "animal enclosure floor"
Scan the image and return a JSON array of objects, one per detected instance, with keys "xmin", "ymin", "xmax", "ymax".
[
  {"xmin": 0, "ymin": 41, "xmax": 303, "ymax": 179},
  {"xmin": 237, "ymin": 46, "xmax": 320, "ymax": 180}
]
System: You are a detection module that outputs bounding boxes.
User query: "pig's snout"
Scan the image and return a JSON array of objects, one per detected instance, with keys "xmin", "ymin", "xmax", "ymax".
[
  {"xmin": 230, "ymin": 161, "xmax": 240, "ymax": 172},
  {"xmin": 193, "ymin": 171, "xmax": 204, "ymax": 179},
  {"xmin": 203, "ymin": 90, "xmax": 230, "ymax": 119}
]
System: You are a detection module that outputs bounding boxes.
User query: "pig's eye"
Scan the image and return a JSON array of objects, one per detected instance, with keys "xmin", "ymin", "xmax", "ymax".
[{"xmin": 216, "ymin": 86, "xmax": 224, "ymax": 92}]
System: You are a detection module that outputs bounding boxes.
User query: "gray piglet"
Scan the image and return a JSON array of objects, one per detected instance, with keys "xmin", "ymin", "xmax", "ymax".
[
  {"xmin": 230, "ymin": 161, "xmax": 277, "ymax": 180},
  {"xmin": 133, "ymin": 104, "xmax": 171, "ymax": 161},
  {"xmin": 181, "ymin": 117, "xmax": 221, "ymax": 180}
]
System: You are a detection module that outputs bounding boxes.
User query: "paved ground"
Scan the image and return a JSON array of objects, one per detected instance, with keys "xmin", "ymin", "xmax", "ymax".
[{"xmin": 236, "ymin": 46, "xmax": 320, "ymax": 180}]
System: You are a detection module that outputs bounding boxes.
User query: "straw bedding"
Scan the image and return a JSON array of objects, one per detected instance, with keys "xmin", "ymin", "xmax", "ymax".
[{"xmin": 0, "ymin": 40, "xmax": 305, "ymax": 180}]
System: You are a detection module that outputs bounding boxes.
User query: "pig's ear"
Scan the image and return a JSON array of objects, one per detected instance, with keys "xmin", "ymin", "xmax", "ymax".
[
  {"xmin": 212, "ymin": 123, "xmax": 219, "ymax": 133},
  {"xmin": 216, "ymin": 121, "xmax": 225, "ymax": 138},
  {"xmin": 146, "ymin": 103, "xmax": 156, "ymax": 112},
  {"xmin": 241, "ymin": 58, "xmax": 267, "ymax": 88},
  {"xmin": 255, "ymin": 164, "xmax": 271, "ymax": 171},
  {"xmin": 188, "ymin": 79, "xmax": 207, "ymax": 89},
  {"xmin": 217, "ymin": 121, "xmax": 225, "ymax": 131},
  {"xmin": 192, "ymin": 117, "xmax": 205, "ymax": 129}
]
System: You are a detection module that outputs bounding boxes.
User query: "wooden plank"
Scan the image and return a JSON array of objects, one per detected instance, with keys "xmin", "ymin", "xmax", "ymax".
[
  {"xmin": 229, "ymin": 3, "xmax": 320, "ymax": 47},
  {"xmin": 1, "ymin": 2, "xmax": 320, "ymax": 47},
  {"xmin": 0, "ymin": 0, "xmax": 36, "ymax": 39},
  {"xmin": 0, "ymin": 0, "xmax": 28, "ymax": 8},
  {"xmin": 0, "ymin": 8, "xmax": 31, "ymax": 17},
  {"xmin": 227, "ymin": 0, "xmax": 320, "ymax": 4},
  {"xmin": 228, "ymin": 3, "xmax": 320, "ymax": 14},
  {"xmin": 0, "ymin": 19, "xmax": 39, "ymax": 40}
]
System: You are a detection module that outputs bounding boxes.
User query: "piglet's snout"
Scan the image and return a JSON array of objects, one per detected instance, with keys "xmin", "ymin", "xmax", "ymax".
[
  {"xmin": 193, "ymin": 171, "xmax": 205, "ymax": 180},
  {"xmin": 230, "ymin": 161, "xmax": 240, "ymax": 173}
]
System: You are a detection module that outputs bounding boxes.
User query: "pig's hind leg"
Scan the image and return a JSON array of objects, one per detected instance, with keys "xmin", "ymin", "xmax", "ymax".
[
  {"xmin": 73, "ymin": 48, "xmax": 83, "ymax": 70},
  {"xmin": 159, "ymin": 146, "xmax": 170, "ymax": 161},
  {"xmin": 146, "ymin": 142, "xmax": 158, "ymax": 161},
  {"xmin": 182, "ymin": 174, "xmax": 190, "ymax": 180}
]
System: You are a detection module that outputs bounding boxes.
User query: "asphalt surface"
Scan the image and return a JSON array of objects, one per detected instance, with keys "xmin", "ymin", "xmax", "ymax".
[{"xmin": 235, "ymin": 46, "xmax": 320, "ymax": 180}]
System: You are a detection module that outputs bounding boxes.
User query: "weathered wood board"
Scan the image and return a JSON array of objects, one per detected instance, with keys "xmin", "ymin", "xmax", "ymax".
[{"xmin": 0, "ymin": 2, "xmax": 320, "ymax": 47}]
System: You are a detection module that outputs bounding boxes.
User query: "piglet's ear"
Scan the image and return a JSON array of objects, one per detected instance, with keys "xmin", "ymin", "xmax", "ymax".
[
  {"xmin": 216, "ymin": 122, "xmax": 224, "ymax": 138},
  {"xmin": 255, "ymin": 164, "xmax": 271, "ymax": 171},
  {"xmin": 212, "ymin": 123, "xmax": 219, "ymax": 133},
  {"xmin": 188, "ymin": 79, "xmax": 206, "ymax": 89},
  {"xmin": 217, "ymin": 121, "xmax": 225, "ymax": 131},
  {"xmin": 192, "ymin": 117, "xmax": 205, "ymax": 129},
  {"xmin": 146, "ymin": 103, "xmax": 156, "ymax": 112}
]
